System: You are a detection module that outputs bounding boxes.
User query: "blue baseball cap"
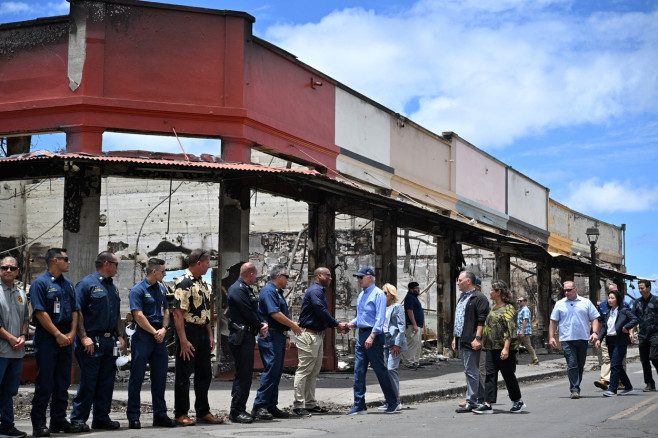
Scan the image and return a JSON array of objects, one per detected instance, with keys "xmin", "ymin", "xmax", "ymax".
[
  {"xmin": 475, "ymin": 276, "xmax": 482, "ymax": 286},
  {"xmin": 353, "ymin": 266, "xmax": 375, "ymax": 277}
]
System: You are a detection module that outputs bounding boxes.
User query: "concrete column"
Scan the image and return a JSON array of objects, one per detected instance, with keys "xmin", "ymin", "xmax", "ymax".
[
  {"xmin": 494, "ymin": 249, "xmax": 511, "ymax": 285},
  {"xmin": 436, "ymin": 231, "xmax": 457, "ymax": 355},
  {"xmin": 62, "ymin": 165, "xmax": 102, "ymax": 284},
  {"xmin": 216, "ymin": 178, "xmax": 250, "ymax": 375},
  {"xmin": 374, "ymin": 211, "xmax": 397, "ymax": 286},
  {"xmin": 536, "ymin": 257, "xmax": 551, "ymax": 347},
  {"xmin": 308, "ymin": 200, "xmax": 336, "ymax": 369}
]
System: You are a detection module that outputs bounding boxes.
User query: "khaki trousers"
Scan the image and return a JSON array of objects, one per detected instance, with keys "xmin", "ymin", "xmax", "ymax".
[{"xmin": 293, "ymin": 330, "xmax": 324, "ymax": 409}]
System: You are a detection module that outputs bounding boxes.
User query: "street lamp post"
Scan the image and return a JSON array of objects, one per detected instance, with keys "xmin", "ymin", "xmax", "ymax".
[{"xmin": 586, "ymin": 227, "xmax": 600, "ymax": 305}]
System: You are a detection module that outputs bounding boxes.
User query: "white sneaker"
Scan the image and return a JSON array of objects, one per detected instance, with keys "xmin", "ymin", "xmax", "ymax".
[{"xmin": 377, "ymin": 403, "xmax": 388, "ymax": 411}]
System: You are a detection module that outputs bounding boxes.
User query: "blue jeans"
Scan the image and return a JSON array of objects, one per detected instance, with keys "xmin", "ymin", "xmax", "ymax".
[
  {"xmin": 353, "ymin": 329, "xmax": 397, "ymax": 409},
  {"xmin": 607, "ymin": 337, "xmax": 632, "ymax": 392},
  {"xmin": 253, "ymin": 329, "xmax": 287, "ymax": 410},
  {"xmin": 562, "ymin": 340, "xmax": 589, "ymax": 393},
  {"xmin": 0, "ymin": 357, "xmax": 23, "ymax": 428}
]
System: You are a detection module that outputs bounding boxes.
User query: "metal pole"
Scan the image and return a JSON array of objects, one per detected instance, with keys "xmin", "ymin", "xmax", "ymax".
[{"xmin": 589, "ymin": 242, "xmax": 598, "ymax": 305}]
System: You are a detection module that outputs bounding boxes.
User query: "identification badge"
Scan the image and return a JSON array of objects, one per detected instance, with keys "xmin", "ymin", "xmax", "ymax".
[{"xmin": 54, "ymin": 298, "xmax": 61, "ymax": 314}]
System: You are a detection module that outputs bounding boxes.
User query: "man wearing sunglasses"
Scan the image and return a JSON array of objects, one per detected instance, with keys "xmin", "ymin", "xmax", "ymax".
[
  {"xmin": 30, "ymin": 248, "xmax": 79, "ymax": 437},
  {"xmin": 0, "ymin": 257, "xmax": 29, "ymax": 438},
  {"xmin": 549, "ymin": 281, "xmax": 600, "ymax": 399},
  {"xmin": 70, "ymin": 251, "xmax": 125, "ymax": 431}
]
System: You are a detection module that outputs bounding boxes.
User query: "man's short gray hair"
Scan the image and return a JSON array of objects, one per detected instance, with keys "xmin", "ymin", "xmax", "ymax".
[{"xmin": 269, "ymin": 264, "xmax": 288, "ymax": 280}]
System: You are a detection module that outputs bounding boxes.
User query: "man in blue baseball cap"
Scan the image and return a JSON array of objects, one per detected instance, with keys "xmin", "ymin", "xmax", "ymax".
[{"xmin": 342, "ymin": 267, "xmax": 399, "ymax": 415}]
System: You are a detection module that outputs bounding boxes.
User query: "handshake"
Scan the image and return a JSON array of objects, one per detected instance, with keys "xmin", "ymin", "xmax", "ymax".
[{"xmin": 336, "ymin": 322, "xmax": 352, "ymax": 334}]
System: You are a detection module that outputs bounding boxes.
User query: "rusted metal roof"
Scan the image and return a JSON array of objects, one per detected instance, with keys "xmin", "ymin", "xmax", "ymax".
[{"xmin": 0, "ymin": 150, "xmax": 321, "ymax": 175}]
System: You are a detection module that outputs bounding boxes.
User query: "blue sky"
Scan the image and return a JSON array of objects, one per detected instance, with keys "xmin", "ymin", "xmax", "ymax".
[{"xmin": 2, "ymin": 0, "xmax": 658, "ymax": 285}]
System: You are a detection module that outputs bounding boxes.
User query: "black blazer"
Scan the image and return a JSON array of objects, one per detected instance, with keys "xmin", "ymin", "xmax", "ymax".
[{"xmin": 599, "ymin": 306, "xmax": 638, "ymax": 346}]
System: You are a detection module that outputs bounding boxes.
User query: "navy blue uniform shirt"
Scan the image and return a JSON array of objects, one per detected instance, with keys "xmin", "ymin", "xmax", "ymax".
[
  {"xmin": 30, "ymin": 269, "xmax": 77, "ymax": 327},
  {"xmin": 129, "ymin": 277, "xmax": 168, "ymax": 324},
  {"xmin": 258, "ymin": 281, "xmax": 290, "ymax": 332},
  {"xmin": 297, "ymin": 281, "xmax": 339, "ymax": 332},
  {"xmin": 227, "ymin": 278, "xmax": 262, "ymax": 331},
  {"xmin": 76, "ymin": 272, "xmax": 120, "ymax": 333}
]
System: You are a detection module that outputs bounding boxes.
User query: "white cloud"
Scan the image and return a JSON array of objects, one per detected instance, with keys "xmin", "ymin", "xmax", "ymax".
[
  {"xmin": 0, "ymin": 2, "xmax": 32, "ymax": 15},
  {"xmin": 0, "ymin": 1, "xmax": 67, "ymax": 18},
  {"xmin": 263, "ymin": 1, "xmax": 658, "ymax": 149},
  {"xmin": 563, "ymin": 178, "xmax": 658, "ymax": 213}
]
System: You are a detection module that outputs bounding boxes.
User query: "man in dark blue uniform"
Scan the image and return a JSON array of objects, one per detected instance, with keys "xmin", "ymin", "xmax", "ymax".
[
  {"xmin": 402, "ymin": 281, "xmax": 424, "ymax": 370},
  {"xmin": 227, "ymin": 262, "xmax": 267, "ymax": 424},
  {"xmin": 252, "ymin": 264, "xmax": 302, "ymax": 420},
  {"xmin": 126, "ymin": 258, "xmax": 176, "ymax": 429},
  {"xmin": 70, "ymin": 251, "xmax": 125, "ymax": 431},
  {"xmin": 30, "ymin": 248, "xmax": 80, "ymax": 437}
]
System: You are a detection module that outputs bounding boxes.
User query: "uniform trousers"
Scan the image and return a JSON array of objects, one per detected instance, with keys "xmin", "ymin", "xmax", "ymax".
[
  {"xmin": 70, "ymin": 336, "xmax": 117, "ymax": 424},
  {"xmin": 127, "ymin": 327, "xmax": 169, "ymax": 420},
  {"xmin": 253, "ymin": 329, "xmax": 287, "ymax": 410},
  {"xmin": 229, "ymin": 331, "xmax": 256, "ymax": 415},
  {"xmin": 30, "ymin": 328, "xmax": 73, "ymax": 427}
]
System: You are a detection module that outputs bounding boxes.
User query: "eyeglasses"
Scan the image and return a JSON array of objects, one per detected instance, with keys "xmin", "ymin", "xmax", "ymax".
[
  {"xmin": 280, "ymin": 274, "xmax": 289, "ymax": 279},
  {"xmin": 0, "ymin": 266, "xmax": 19, "ymax": 271},
  {"xmin": 564, "ymin": 288, "xmax": 575, "ymax": 292},
  {"xmin": 157, "ymin": 269, "xmax": 166, "ymax": 274},
  {"xmin": 56, "ymin": 256, "xmax": 69, "ymax": 262},
  {"xmin": 107, "ymin": 261, "xmax": 118, "ymax": 266},
  {"xmin": 517, "ymin": 300, "xmax": 525, "ymax": 303}
]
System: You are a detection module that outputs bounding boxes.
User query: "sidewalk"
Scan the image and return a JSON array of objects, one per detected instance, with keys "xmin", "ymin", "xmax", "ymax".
[{"xmin": 14, "ymin": 346, "xmax": 640, "ymax": 426}]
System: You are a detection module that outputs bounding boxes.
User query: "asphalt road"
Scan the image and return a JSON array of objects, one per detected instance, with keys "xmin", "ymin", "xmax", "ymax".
[{"xmin": 11, "ymin": 362, "xmax": 655, "ymax": 438}]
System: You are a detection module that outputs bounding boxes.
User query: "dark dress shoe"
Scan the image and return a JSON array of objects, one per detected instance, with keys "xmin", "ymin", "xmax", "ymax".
[
  {"xmin": 153, "ymin": 416, "xmax": 177, "ymax": 428},
  {"xmin": 0, "ymin": 426, "xmax": 27, "ymax": 438},
  {"xmin": 32, "ymin": 426, "xmax": 50, "ymax": 437},
  {"xmin": 268, "ymin": 406, "xmax": 290, "ymax": 419},
  {"xmin": 50, "ymin": 422, "xmax": 79, "ymax": 433},
  {"xmin": 229, "ymin": 412, "xmax": 253, "ymax": 424},
  {"xmin": 292, "ymin": 408, "xmax": 310, "ymax": 416},
  {"xmin": 91, "ymin": 420, "xmax": 120, "ymax": 430},
  {"xmin": 70, "ymin": 422, "xmax": 89, "ymax": 433},
  {"xmin": 128, "ymin": 419, "xmax": 141, "ymax": 429},
  {"xmin": 307, "ymin": 406, "xmax": 329, "ymax": 414},
  {"xmin": 252, "ymin": 407, "xmax": 273, "ymax": 420}
]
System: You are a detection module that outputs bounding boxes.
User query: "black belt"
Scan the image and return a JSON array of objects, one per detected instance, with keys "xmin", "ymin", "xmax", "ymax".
[
  {"xmin": 359, "ymin": 327, "xmax": 373, "ymax": 332},
  {"xmin": 87, "ymin": 331, "xmax": 117, "ymax": 338}
]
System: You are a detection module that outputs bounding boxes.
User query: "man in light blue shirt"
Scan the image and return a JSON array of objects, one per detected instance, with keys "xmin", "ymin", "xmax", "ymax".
[
  {"xmin": 517, "ymin": 297, "xmax": 539, "ymax": 365},
  {"xmin": 549, "ymin": 281, "xmax": 600, "ymax": 399},
  {"xmin": 344, "ymin": 266, "xmax": 399, "ymax": 415}
]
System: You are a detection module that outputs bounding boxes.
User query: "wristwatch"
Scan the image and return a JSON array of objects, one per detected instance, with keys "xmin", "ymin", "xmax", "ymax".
[
  {"xmin": 475, "ymin": 335, "xmax": 482, "ymax": 341},
  {"xmin": 369, "ymin": 333, "xmax": 377, "ymax": 339}
]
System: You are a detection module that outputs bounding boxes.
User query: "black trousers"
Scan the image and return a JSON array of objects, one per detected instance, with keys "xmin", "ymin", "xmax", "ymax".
[
  {"xmin": 485, "ymin": 349, "xmax": 522, "ymax": 403},
  {"xmin": 229, "ymin": 332, "xmax": 256, "ymax": 415},
  {"xmin": 174, "ymin": 324, "xmax": 212, "ymax": 418},
  {"xmin": 638, "ymin": 339, "xmax": 658, "ymax": 388}
]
